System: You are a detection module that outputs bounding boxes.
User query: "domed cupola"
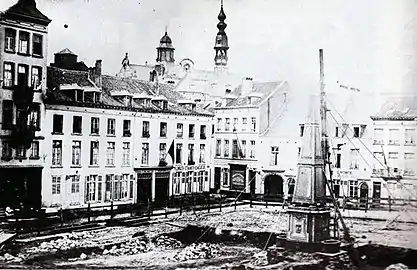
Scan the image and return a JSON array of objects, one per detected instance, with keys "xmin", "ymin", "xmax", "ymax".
[{"xmin": 156, "ymin": 30, "xmax": 175, "ymax": 64}]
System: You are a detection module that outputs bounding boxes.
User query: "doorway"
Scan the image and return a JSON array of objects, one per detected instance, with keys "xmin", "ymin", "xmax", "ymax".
[
  {"xmin": 264, "ymin": 174, "xmax": 284, "ymax": 201},
  {"xmin": 359, "ymin": 182, "xmax": 369, "ymax": 208}
]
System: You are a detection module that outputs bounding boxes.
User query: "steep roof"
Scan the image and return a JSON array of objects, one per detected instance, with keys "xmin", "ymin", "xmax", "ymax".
[
  {"xmin": 224, "ymin": 81, "xmax": 283, "ymax": 107},
  {"xmin": 55, "ymin": 48, "xmax": 76, "ymax": 55},
  {"xmin": 102, "ymin": 75, "xmax": 213, "ymax": 116},
  {"xmin": 2, "ymin": 0, "xmax": 51, "ymax": 26},
  {"xmin": 175, "ymin": 68, "xmax": 244, "ymax": 98},
  {"xmin": 46, "ymin": 66, "xmax": 125, "ymax": 108},
  {"xmin": 372, "ymin": 95, "xmax": 417, "ymax": 120}
]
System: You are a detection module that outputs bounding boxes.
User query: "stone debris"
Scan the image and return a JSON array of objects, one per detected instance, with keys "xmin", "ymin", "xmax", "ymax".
[
  {"xmin": 0, "ymin": 253, "xmax": 23, "ymax": 263},
  {"xmin": 250, "ymin": 251, "xmax": 268, "ymax": 266},
  {"xmin": 79, "ymin": 253, "xmax": 87, "ymax": 260},
  {"xmin": 385, "ymin": 263, "xmax": 409, "ymax": 270},
  {"xmin": 154, "ymin": 235, "xmax": 182, "ymax": 249},
  {"xmin": 173, "ymin": 242, "xmax": 221, "ymax": 261}
]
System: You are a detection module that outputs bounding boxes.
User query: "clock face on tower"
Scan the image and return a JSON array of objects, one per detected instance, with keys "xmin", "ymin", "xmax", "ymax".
[{"xmin": 217, "ymin": 36, "xmax": 222, "ymax": 44}]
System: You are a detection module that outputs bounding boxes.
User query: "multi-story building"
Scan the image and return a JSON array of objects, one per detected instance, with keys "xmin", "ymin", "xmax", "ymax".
[
  {"xmin": 42, "ymin": 49, "xmax": 213, "ymax": 210},
  {"xmin": 213, "ymin": 79, "xmax": 290, "ymax": 196},
  {"xmin": 371, "ymin": 95, "xmax": 417, "ymax": 200},
  {"xmin": 0, "ymin": 0, "xmax": 51, "ymax": 210}
]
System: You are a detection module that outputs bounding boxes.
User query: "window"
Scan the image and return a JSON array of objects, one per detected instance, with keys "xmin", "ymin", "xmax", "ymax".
[
  {"xmin": 71, "ymin": 175, "xmax": 80, "ymax": 193},
  {"xmin": 200, "ymin": 125, "xmax": 206, "ymax": 139},
  {"xmin": 142, "ymin": 121, "xmax": 150, "ymax": 137},
  {"xmin": 32, "ymin": 34, "xmax": 43, "ymax": 56},
  {"xmin": 335, "ymin": 127, "xmax": 339, "ymax": 137},
  {"xmin": 188, "ymin": 144, "xmax": 194, "ymax": 165},
  {"xmin": 4, "ymin": 28, "xmax": 16, "ymax": 52},
  {"xmin": 90, "ymin": 141, "xmax": 99, "ymax": 166},
  {"xmin": 222, "ymin": 168, "xmax": 229, "ymax": 186},
  {"xmin": 73, "ymin": 116, "xmax": 82, "ymax": 134},
  {"xmin": 85, "ymin": 175, "xmax": 102, "ymax": 202},
  {"xmin": 52, "ymin": 140, "xmax": 62, "ymax": 166},
  {"xmin": 31, "ymin": 66, "xmax": 42, "ymax": 88},
  {"xmin": 159, "ymin": 143, "xmax": 167, "ymax": 162},
  {"xmin": 233, "ymin": 118, "xmax": 238, "ymax": 131},
  {"xmin": 52, "ymin": 114, "xmax": 63, "ymax": 134},
  {"xmin": 122, "ymin": 142, "xmax": 130, "ymax": 165},
  {"xmin": 18, "ymin": 31, "xmax": 29, "ymax": 54},
  {"xmin": 349, "ymin": 149, "xmax": 359, "ymax": 170},
  {"xmin": 388, "ymin": 152, "xmax": 399, "ymax": 159},
  {"xmin": 17, "ymin": 64, "xmax": 28, "ymax": 86},
  {"xmin": 107, "ymin": 118, "xmax": 115, "ymax": 135},
  {"xmin": 2, "ymin": 100, "xmax": 13, "ymax": 129},
  {"xmin": 123, "ymin": 119, "xmax": 131, "ymax": 137},
  {"xmin": 160, "ymin": 122, "xmax": 167, "ymax": 137},
  {"xmin": 141, "ymin": 143, "xmax": 149, "ymax": 165},
  {"xmin": 72, "ymin": 141, "xmax": 81, "ymax": 166},
  {"xmin": 216, "ymin": 140, "xmax": 221, "ymax": 157},
  {"xmin": 105, "ymin": 174, "xmax": 114, "ymax": 202},
  {"xmin": 173, "ymin": 172, "xmax": 181, "ymax": 194},
  {"xmin": 217, "ymin": 118, "xmax": 222, "ymax": 131},
  {"xmin": 91, "ymin": 117, "xmax": 100, "ymax": 134},
  {"xmin": 52, "ymin": 176, "xmax": 61, "ymax": 195},
  {"xmin": 177, "ymin": 123, "xmax": 183, "ymax": 137},
  {"xmin": 29, "ymin": 103, "xmax": 41, "ymax": 130},
  {"xmin": 16, "ymin": 146, "xmax": 26, "ymax": 159},
  {"xmin": 176, "ymin": 143, "xmax": 182, "ymax": 164},
  {"xmin": 232, "ymin": 140, "xmax": 238, "ymax": 158},
  {"xmin": 198, "ymin": 171, "xmax": 204, "ymax": 192},
  {"xmin": 270, "ymin": 146, "xmax": 279, "ymax": 166},
  {"xmin": 224, "ymin": 140, "xmax": 229, "ymax": 157},
  {"xmin": 300, "ymin": 124, "xmax": 305, "ymax": 137},
  {"xmin": 374, "ymin": 128, "xmax": 384, "ymax": 144},
  {"xmin": 225, "ymin": 118, "xmax": 230, "ymax": 131},
  {"xmin": 405, "ymin": 129, "xmax": 416, "ymax": 145},
  {"xmin": 3, "ymin": 62, "xmax": 15, "ymax": 87},
  {"xmin": 242, "ymin": 117, "xmax": 247, "ymax": 131},
  {"xmin": 199, "ymin": 144, "xmax": 205, "ymax": 163},
  {"xmin": 250, "ymin": 140, "xmax": 256, "ymax": 158},
  {"xmin": 106, "ymin": 142, "xmax": 115, "ymax": 166},
  {"xmin": 30, "ymin": 141, "xmax": 39, "ymax": 158},
  {"xmin": 404, "ymin": 153, "xmax": 415, "ymax": 175},
  {"xmin": 241, "ymin": 140, "xmax": 247, "ymax": 158},
  {"xmin": 251, "ymin": 117, "xmax": 256, "ymax": 132},
  {"xmin": 388, "ymin": 129, "xmax": 399, "ymax": 145},
  {"xmin": 189, "ymin": 124, "xmax": 195, "ymax": 138},
  {"xmin": 349, "ymin": 180, "xmax": 358, "ymax": 198},
  {"xmin": 335, "ymin": 153, "xmax": 341, "ymax": 168},
  {"xmin": 186, "ymin": 171, "xmax": 192, "ymax": 193},
  {"xmin": 298, "ymin": 147, "xmax": 301, "ymax": 157},
  {"xmin": 2, "ymin": 141, "xmax": 12, "ymax": 159},
  {"xmin": 353, "ymin": 127, "xmax": 360, "ymax": 138}
]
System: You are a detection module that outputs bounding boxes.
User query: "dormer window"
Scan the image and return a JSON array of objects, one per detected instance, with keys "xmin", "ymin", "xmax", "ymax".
[
  {"xmin": 162, "ymin": 100, "xmax": 168, "ymax": 110},
  {"xmin": 124, "ymin": 96, "xmax": 132, "ymax": 107}
]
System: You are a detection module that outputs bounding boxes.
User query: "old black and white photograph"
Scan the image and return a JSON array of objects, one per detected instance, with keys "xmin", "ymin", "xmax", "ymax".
[{"xmin": 0, "ymin": 0, "xmax": 416, "ymax": 269}]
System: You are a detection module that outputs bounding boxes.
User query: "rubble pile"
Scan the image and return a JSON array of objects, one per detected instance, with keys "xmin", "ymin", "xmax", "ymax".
[
  {"xmin": 154, "ymin": 235, "xmax": 182, "ymax": 249},
  {"xmin": 385, "ymin": 263, "xmax": 409, "ymax": 270},
  {"xmin": 0, "ymin": 253, "xmax": 24, "ymax": 263},
  {"xmin": 173, "ymin": 243, "xmax": 221, "ymax": 261},
  {"xmin": 102, "ymin": 238, "xmax": 151, "ymax": 256}
]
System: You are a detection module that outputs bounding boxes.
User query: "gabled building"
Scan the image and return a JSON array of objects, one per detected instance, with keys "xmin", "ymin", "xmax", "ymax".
[
  {"xmin": 0, "ymin": 0, "xmax": 51, "ymax": 210},
  {"xmin": 371, "ymin": 95, "xmax": 417, "ymax": 200},
  {"xmin": 42, "ymin": 49, "xmax": 214, "ymax": 210},
  {"xmin": 213, "ymin": 79, "xmax": 290, "ymax": 196}
]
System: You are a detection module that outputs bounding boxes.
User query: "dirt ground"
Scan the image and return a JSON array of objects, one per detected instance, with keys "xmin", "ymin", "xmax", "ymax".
[{"xmin": 2, "ymin": 206, "xmax": 417, "ymax": 269}]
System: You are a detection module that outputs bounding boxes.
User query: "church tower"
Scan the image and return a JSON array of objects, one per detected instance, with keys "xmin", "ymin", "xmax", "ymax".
[
  {"xmin": 214, "ymin": 0, "xmax": 229, "ymax": 73},
  {"xmin": 156, "ymin": 30, "xmax": 175, "ymax": 66}
]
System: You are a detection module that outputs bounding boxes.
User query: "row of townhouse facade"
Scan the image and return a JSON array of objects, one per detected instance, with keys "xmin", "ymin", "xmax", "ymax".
[
  {"xmin": 41, "ymin": 51, "xmax": 214, "ymax": 210},
  {"xmin": 0, "ymin": 0, "xmax": 214, "ymax": 212}
]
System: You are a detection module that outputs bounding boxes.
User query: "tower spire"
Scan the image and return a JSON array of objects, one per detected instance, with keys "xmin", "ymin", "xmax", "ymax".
[{"xmin": 214, "ymin": 0, "xmax": 229, "ymax": 72}]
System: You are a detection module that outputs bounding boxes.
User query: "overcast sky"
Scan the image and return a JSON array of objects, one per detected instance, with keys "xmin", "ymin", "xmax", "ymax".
[{"xmin": 1, "ymin": 0, "xmax": 416, "ymax": 95}]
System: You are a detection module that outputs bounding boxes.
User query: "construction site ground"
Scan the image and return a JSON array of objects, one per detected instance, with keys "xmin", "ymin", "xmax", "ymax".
[{"xmin": 1, "ymin": 204, "xmax": 416, "ymax": 269}]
